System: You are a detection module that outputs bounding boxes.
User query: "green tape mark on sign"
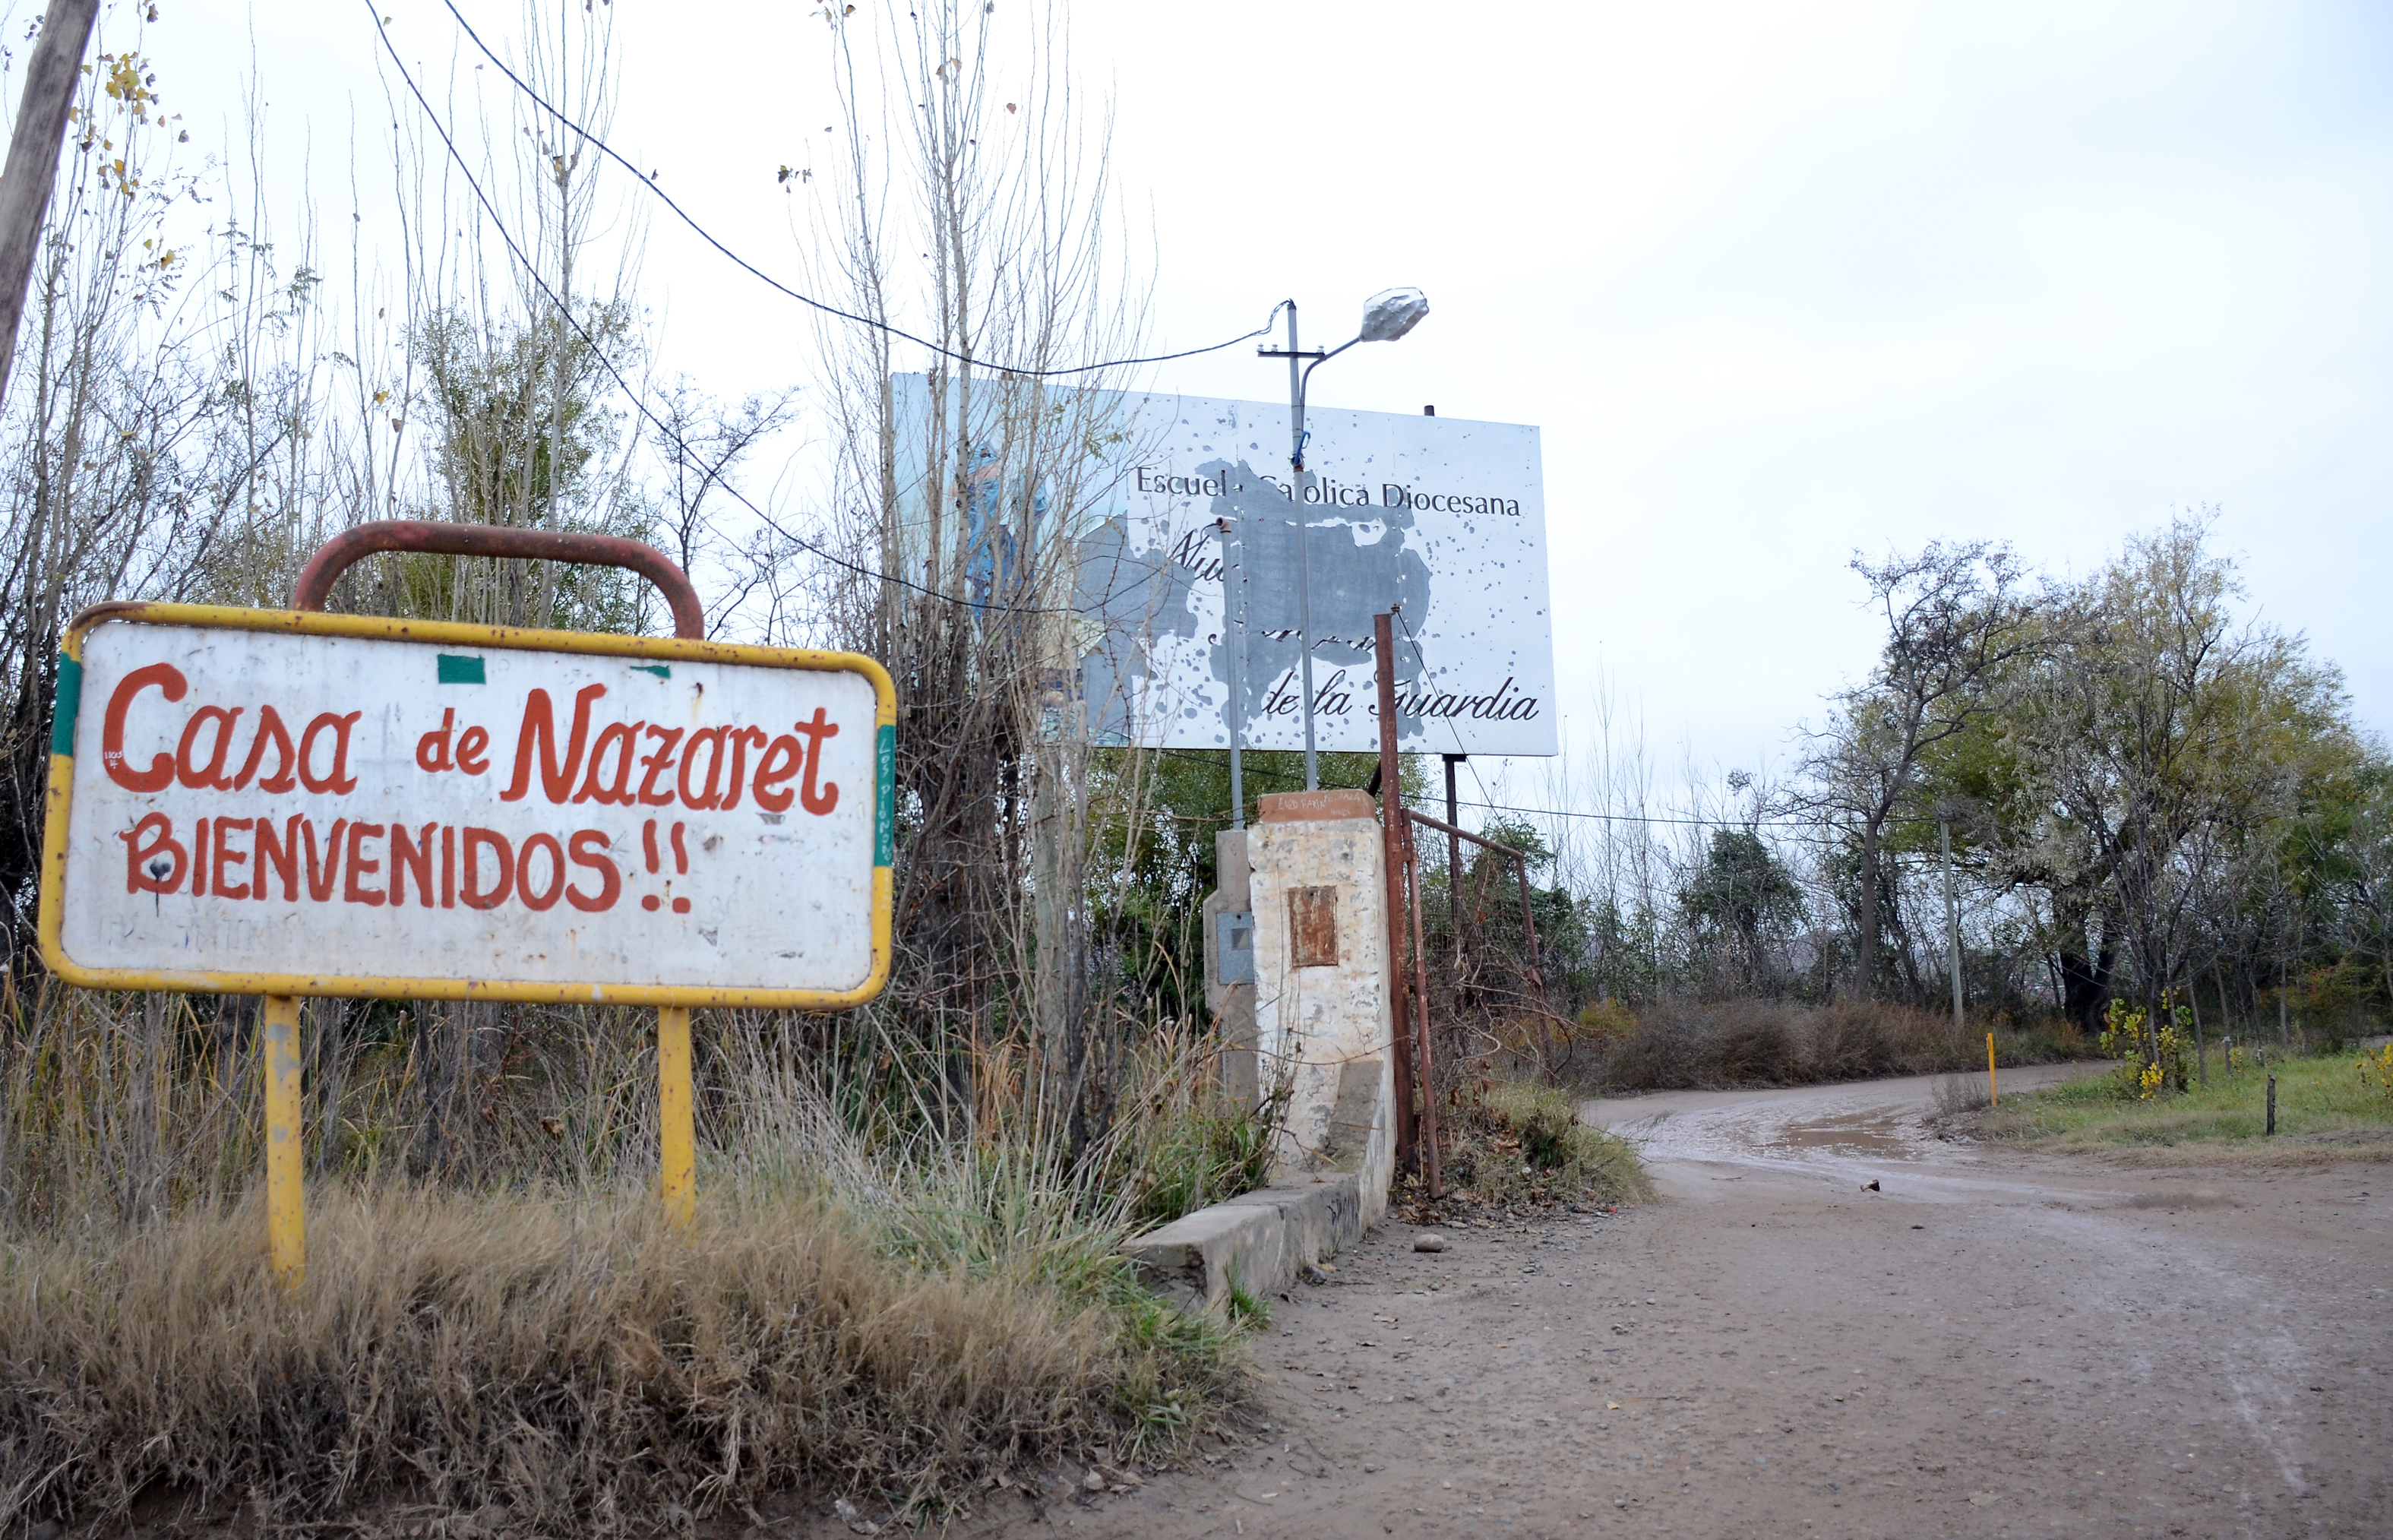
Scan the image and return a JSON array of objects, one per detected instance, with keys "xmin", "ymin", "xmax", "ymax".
[
  {"xmin": 436, "ymin": 654, "xmax": 485, "ymax": 685},
  {"xmin": 632, "ymin": 664, "xmax": 670, "ymax": 679},
  {"xmin": 875, "ymin": 723, "xmax": 896, "ymax": 867},
  {"xmin": 49, "ymin": 655, "xmax": 81, "ymax": 755}
]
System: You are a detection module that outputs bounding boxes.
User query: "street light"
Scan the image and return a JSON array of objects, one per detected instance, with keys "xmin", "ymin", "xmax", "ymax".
[{"xmin": 1254, "ymin": 286, "xmax": 1430, "ymax": 790}]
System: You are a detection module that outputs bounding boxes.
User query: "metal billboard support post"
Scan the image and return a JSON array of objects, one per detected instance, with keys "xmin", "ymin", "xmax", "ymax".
[
  {"xmin": 296, "ymin": 520, "xmax": 715, "ymax": 1241},
  {"xmin": 1404, "ymin": 815, "xmax": 1443, "ymax": 1199}
]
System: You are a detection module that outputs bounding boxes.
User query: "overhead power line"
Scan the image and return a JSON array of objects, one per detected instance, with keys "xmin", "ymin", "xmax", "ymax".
[
  {"xmin": 1147, "ymin": 745, "xmax": 1821, "ymax": 831},
  {"xmin": 433, "ymin": 0, "xmax": 1285, "ymax": 378},
  {"xmin": 1451, "ymin": 797, "xmax": 1819, "ymax": 831},
  {"xmin": 365, "ymin": 2, "xmax": 1109, "ymax": 619}
]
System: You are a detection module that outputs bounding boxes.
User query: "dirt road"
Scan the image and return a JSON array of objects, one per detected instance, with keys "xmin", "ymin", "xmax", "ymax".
[{"xmin": 930, "ymin": 1068, "xmax": 2391, "ymax": 1539}]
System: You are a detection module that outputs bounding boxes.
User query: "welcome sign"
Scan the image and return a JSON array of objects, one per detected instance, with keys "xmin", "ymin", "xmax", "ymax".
[{"xmin": 40, "ymin": 604, "xmax": 894, "ymax": 1007}]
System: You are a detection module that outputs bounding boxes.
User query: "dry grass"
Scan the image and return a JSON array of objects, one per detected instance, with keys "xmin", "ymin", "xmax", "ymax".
[
  {"xmin": 0, "ymin": 1182, "xmax": 1240, "ymax": 1535},
  {"xmin": 0, "ymin": 987, "xmax": 1263, "ymax": 1535},
  {"xmin": 1574, "ymin": 997, "xmax": 2090, "ymax": 1092}
]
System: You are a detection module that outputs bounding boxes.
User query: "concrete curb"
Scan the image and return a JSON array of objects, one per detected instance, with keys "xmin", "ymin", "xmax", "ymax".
[{"xmin": 1122, "ymin": 1174, "xmax": 1370, "ymax": 1311}]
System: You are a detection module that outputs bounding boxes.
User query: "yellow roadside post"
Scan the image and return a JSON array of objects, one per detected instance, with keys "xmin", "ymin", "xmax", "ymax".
[
  {"xmin": 263, "ymin": 995, "xmax": 305, "ymax": 1286},
  {"xmin": 658, "ymin": 1005, "xmax": 695, "ymax": 1228},
  {"xmin": 37, "ymin": 523, "xmax": 893, "ymax": 1283},
  {"xmin": 1987, "ymin": 1031, "xmax": 1998, "ymax": 1106}
]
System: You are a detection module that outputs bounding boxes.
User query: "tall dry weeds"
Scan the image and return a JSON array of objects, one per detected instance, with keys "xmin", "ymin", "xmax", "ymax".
[
  {"xmin": 0, "ymin": 1001, "xmax": 1255, "ymax": 1533},
  {"xmin": 0, "ymin": 1183, "xmax": 1238, "ymax": 1533}
]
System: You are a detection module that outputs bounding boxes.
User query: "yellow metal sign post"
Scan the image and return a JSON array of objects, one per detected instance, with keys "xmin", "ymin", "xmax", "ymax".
[
  {"xmin": 40, "ymin": 523, "xmax": 893, "ymax": 1283},
  {"xmin": 263, "ymin": 995, "xmax": 305, "ymax": 1282},
  {"xmin": 658, "ymin": 1005, "xmax": 697, "ymax": 1229}
]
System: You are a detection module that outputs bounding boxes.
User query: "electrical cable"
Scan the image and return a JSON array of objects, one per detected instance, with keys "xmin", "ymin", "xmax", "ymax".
[
  {"xmin": 431, "ymin": 0, "xmax": 1287, "ymax": 378},
  {"xmin": 1390, "ymin": 602, "xmax": 1506, "ymax": 813},
  {"xmin": 1143, "ymin": 744, "xmax": 1823, "ymax": 830},
  {"xmin": 394, "ymin": 11, "xmax": 1882, "ymax": 862},
  {"xmin": 1383, "ymin": 608, "xmax": 1841, "ymax": 834},
  {"xmin": 367, "ymin": 2, "xmax": 1114, "ymax": 619}
]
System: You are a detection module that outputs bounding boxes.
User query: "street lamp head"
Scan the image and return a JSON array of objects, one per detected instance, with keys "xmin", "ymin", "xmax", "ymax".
[{"xmin": 1358, "ymin": 286, "xmax": 1430, "ymax": 343}]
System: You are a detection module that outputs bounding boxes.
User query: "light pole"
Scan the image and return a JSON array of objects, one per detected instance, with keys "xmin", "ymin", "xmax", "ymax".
[
  {"xmin": 1256, "ymin": 286, "xmax": 1430, "ymax": 790},
  {"xmin": 1215, "ymin": 516, "xmax": 1245, "ymax": 829},
  {"xmin": 1940, "ymin": 811, "xmax": 1963, "ymax": 1037}
]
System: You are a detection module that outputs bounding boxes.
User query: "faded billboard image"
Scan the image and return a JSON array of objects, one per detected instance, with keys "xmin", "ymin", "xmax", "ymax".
[{"xmin": 890, "ymin": 375, "xmax": 1555, "ymax": 756}]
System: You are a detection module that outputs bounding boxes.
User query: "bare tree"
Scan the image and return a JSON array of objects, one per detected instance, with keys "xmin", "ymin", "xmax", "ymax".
[
  {"xmin": 795, "ymin": 0, "xmax": 1149, "ymax": 1152},
  {"xmin": 1786, "ymin": 541, "xmax": 2044, "ymax": 998}
]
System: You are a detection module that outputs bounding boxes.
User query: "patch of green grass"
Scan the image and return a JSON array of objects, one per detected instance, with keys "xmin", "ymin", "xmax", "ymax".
[{"xmin": 1983, "ymin": 1048, "xmax": 2393, "ymax": 1161}]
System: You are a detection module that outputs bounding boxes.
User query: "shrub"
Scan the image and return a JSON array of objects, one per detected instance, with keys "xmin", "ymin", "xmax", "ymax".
[
  {"xmin": 0, "ymin": 995, "xmax": 1261, "ymax": 1535},
  {"xmin": 2098, "ymin": 998, "xmax": 2192, "ymax": 1100},
  {"xmin": 1575, "ymin": 999, "xmax": 1638, "ymax": 1038},
  {"xmin": 2357, "ymin": 1042, "xmax": 2393, "ymax": 1102},
  {"xmin": 1438, "ymin": 1077, "xmax": 1649, "ymax": 1208},
  {"xmin": 1570, "ymin": 996, "xmax": 2090, "ymax": 1091}
]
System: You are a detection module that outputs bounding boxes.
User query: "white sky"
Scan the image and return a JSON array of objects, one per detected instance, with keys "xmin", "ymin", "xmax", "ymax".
[{"xmin": 108, "ymin": 2, "xmax": 2393, "ymax": 812}]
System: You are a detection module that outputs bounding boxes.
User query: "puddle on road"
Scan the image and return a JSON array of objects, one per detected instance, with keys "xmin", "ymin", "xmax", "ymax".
[
  {"xmin": 1767, "ymin": 1114, "xmax": 1917, "ymax": 1156},
  {"xmin": 2121, "ymin": 1190, "xmax": 2240, "ymax": 1211}
]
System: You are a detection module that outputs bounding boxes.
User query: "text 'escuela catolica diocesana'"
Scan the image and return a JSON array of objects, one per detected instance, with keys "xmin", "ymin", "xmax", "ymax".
[{"xmin": 1133, "ymin": 466, "xmax": 1522, "ymax": 517}]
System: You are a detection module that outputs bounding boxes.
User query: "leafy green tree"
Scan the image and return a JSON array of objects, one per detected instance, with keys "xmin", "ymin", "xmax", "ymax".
[
  {"xmin": 1916, "ymin": 515, "xmax": 2374, "ymax": 1035},
  {"xmin": 359, "ymin": 303, "xmax": 652, "ymax": 634},
  {"xmin": 1083, "ymin": 748, "xmax": 1405, "ymax": 1023},
  {"xmin": 1681, "ymin": 828, "xmax": 1804, "ymax": 996}
]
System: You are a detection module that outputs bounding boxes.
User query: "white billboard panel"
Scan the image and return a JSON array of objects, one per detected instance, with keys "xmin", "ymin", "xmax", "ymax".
[
  {"xmin": 1075, "ymin": 394, "xmax": 1556, "ymax": 755},
  {"xmin": 890, "ymin": 376, "xmax": 1557, "ymax": 757}
]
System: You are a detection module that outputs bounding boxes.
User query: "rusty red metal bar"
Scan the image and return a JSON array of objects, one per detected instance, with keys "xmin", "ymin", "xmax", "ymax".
[
  {"xmin": 1403, "ymin": 811, "xmax": 1443, "ymax": 1199},
  {"xmin": 1404, "ymin": 806, "xmax": 1566, "ymax": 1080},
  {"xmin": 291, "ymin": 520, "xmax": 707, "ymax": 641},
  {"xmin": 1373, "ymin": 612, "xmax": 1418, "ymax": 1174},
  {"xmin": 1402, "ymin": 806, "xmax": 1525, "ymax": 857}
]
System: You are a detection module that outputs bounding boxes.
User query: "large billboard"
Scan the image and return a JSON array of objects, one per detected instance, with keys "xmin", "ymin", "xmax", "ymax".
[{"xmin": 890, "ymin": 375, "xmax": 1556, "ymax": 756}]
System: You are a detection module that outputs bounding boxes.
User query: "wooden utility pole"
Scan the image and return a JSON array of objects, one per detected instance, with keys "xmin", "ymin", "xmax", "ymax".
[
  {"xmin": 1374, "ymin": 612, "xmax": 1418, "ymax": 1171},
  {"xmin": 1941, "ymin": 817, "xmax": 1963, "ymax": 1037},
  {"xmin": 0, "ymin": 0, "xmax": 100, "ymax": 409},
  {"xmin": 1443, "ymin": 753, "xmax": 1465, "ymax": 966}
]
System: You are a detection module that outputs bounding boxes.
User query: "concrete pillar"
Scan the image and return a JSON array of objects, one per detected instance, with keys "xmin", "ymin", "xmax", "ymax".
[
  {"xmin": 1202, "ymin": 828, "xmax": 1258, "ymax": 1104},
  {"xmin": 1247, "ymin": 789, "xmax": 1396, "ymax": 1225}
]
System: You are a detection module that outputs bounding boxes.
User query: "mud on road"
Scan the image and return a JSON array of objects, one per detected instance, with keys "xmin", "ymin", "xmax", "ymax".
[{"xmin": 918, "ymin": 1066, "xmax": 2390, "ymax": 1540}]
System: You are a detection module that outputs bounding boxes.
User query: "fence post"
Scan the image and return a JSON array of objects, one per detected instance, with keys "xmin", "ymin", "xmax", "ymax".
[
  {"xmin": 1405, "ymin": 814, "xmax": 1443, "ymax": 1200},
  {"xmin": 1509, "ymin": 851, "xmax": 1562, "ymax": 1082},
  {"xmin": 2265, "ymin": 1074, "xmax": 2277, "ymax": 1137}
]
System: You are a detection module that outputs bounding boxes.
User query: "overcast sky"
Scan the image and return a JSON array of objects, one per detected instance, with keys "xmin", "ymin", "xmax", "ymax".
[{"xmin": 105, "ymin": 1, "xmax": 2393, "ymax": 815}]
